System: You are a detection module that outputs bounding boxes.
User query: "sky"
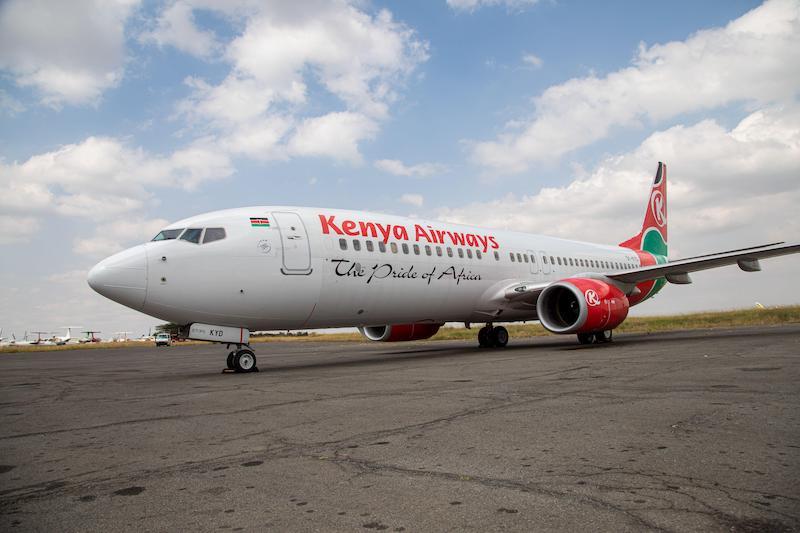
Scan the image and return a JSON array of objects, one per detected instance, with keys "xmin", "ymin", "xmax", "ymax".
[{"xmin": 1, "ymin": 0, "xmax": 799, "ymax": 339}]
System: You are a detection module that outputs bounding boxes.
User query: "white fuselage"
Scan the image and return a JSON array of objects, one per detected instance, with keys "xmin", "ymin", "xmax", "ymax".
[{"xmin": 88, "ymin": 206, "xmax": 644, "ymax": 330}]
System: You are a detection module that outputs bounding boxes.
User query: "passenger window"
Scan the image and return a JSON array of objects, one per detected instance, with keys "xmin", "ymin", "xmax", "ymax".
[
  {"xmin": 339, "ymin": 238, "xmax": 347, "ymax": 250},
  {"xmin": 494, "ymin": 251, "xmax": 500, "ymax": 261},
  {"xmin": 203, "ymin": 228, "xmax": 226, "ymax": 244},
  {"xmin": 413, "ymin": 244, "xmax": 420, "ymax": 255},
  {"xmin": 402, "ymin": 243, "xmax": 409, "ymax": 254},
  {"xmin": 391, "ymin": 242, "xmax": 398, "ymax": 253},
  {"xmin": 476, "ymin": 250, "xmax": 482, "ymax": 259},
  {"xmin": 531, "ymin": 254, "xmax": 536, "ymax": 263},
  {"xmin": 569, "ymin": 258, "xmax": 574, "ymax": 266},
  {"xmin": 458, "ymin": 248, "xmax": 464, "ymax": 258},
  {"xmin": 510, "ymin": 253, "xmax": 516, "ymax": 262},
  {"xmin": 523, "ymin": 254, "xmax": 529, "ymax": 263},
  {"xmin": 180, "ymin": 228, "xmax": 203, "ymax": 244},
  {"xmin": 466, "ymin": 249, "xmax": 473, "ymax": 259},
  {"xmin": 379, "ymin": 241, "xmax": 386, "ymax": 253},
  {"xmin": 557, "ymin": 257, "xmax": 562, "ymax": 265},
  {"xmin": 152, "ymin": 228, "xmax": 184, "ymax": 241},
  {"xmin": 366, "ymin": 240, "xmax": 374, "ymax": 252},
  {"xmin": 353, "ymin": 239, "xmax": 361, "ymax": 251},
  {"xmin": 550, "ymin": 256, "xmax": 555, "ymax": 265},
  {"xmin": 436, "ymin": 246, "xmax": 443, "ymax": 257},
  {"xmin": 543, "ymin": 256, "xmax": 548, "ymax": 264},
  {"xmin": 447, "ymin": 247, "xmax": 453, "ymax": 257},
  {"xmin": 425, "ymin": 245, "xmax": 432, "ymax": 256}
]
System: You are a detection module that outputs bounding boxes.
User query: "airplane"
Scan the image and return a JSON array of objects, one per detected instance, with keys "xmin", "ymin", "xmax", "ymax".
[
  {"xmin": 30, "ymin": 331, "xmax": 55, "ymax": 345},
  {"xmin": 80, "ymin": 331, "xmax": 102, "ymax": 343},
  {"xmin": 87, "ymin": 163, "xmax": 800, "ymax": 373},
  {"xmin": 5, "ymin": 331, "xmax": 35, "ymax": 346},
  {"xmin": 53, "ymin": 326, "xmax": 82, "ymax": 345}
]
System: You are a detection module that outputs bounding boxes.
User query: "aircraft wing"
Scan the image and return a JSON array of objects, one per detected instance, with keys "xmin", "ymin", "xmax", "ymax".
[{"xmin": 607, "ymin": 242, "xmax": 800, "ymax": 285}]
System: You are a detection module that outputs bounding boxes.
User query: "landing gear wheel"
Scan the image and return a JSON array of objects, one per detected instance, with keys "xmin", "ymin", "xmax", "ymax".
[
  {"xmin": 478, "ymin": 326, "xmax": 493, "ymax": 348},
  {"xmin": 594, "ymin": 330, "xmax": 613, "ymax": 344},
  {"xmin": 577, "ymin": 333, "xmax": 594, "ymax": 345},
  {"xmin": 226, "ymin": 351, "xmax": 236, "ymax": 369},
  {"xmin": 233, "ymin": 349, "xmax": 257, "ymax": 373},
  {"xmin": 491, "ymin": 326, "xmax": 509, "ymax": 348}
]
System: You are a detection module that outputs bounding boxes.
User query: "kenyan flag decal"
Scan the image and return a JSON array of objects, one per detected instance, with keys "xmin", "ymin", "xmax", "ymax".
[{"xmin": 250, "ymin": 217, "xmax": 270, "ymax": 227}]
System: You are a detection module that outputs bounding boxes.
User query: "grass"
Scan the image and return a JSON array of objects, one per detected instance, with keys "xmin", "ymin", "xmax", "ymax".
[{"xmin": 2, "ymin": 305, "xmax": 798, "ymax": 353}]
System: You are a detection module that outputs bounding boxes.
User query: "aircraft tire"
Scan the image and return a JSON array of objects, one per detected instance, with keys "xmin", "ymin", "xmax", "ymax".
[
  {"xmin": 491, "ymin": 326, "xmax": 509, "ymax": 348},
  {"xmin": 226, "ymin": 351, "xmax": 236, "ymax": 369},
  {"xmin": 478, "ymin": 326, "xmax": 492, "ymax": 348},
  {"xmin": 234, "ymin": 349, "xmax": 257, "ymax": 373},
  {"xmin": 595, "ymin": 330, "xmax": 613, "ymax": 344},
  {"xmin": 577, "ymin": 333, "xmax": 594, "ymax": 345}
]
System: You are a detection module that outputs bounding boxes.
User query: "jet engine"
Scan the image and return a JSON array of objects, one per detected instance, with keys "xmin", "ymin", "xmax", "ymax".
[
  {"xmin": 536, "ymin": 278, "xmax": 629, "ymax": 334},
  {"xmin": 358, "ymin": 323, "xmax": 442, "ymax": 342}
]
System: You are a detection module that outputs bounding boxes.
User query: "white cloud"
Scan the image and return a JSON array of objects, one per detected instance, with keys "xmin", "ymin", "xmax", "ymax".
[
  {"xmin": 521, "ymin": 53, "xmax": 543, "ymax": 68},
  {"xmin": 175, "ymin": 1, "xmax": 428, "ymax": 164},
  {"xmin": 470, "ymin": 0, "xmax": 800, "ymax": 173},
  {"xmin": 0, "ymin": 216, "xmax": 40, "ymax": 244},
  {"xmin": 0, "ymin": 136, "xmax": 233, "ymax": 243},
  {"xmin": 400, "ymin": 193, "xmax": 424, "ymax": 207},
  {"xmin": 288, "ymin": 112, "xmax": 378, "ymax": 164},
  {"xmin": 0, "ymin": 0, "xmax": 139, "ymax": 106},
  {"xmin": 440, "ymin": 105, "xmax": 800, "ymax": 256},
  {"xmin": 139, "ymin": 0, "xmax": 220, "ymax": 59},
  {"xmin": 375, "ymin": 159, "xmax": 448, "ymax": 177},
  {"xmin": 447, "ymin": 0, "xmax": 540, "ymax": 12}
]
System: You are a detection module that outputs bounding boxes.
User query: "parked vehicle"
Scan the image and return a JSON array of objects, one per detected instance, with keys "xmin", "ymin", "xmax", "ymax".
[{"xmin": 155, "ymin": 332, "xmax": 172, "ymax": 347}]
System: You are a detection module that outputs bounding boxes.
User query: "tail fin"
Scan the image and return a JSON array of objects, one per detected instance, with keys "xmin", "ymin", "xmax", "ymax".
[{"xmin": 619, "ymin": 162, "xmax": 668, "ymax": 258}]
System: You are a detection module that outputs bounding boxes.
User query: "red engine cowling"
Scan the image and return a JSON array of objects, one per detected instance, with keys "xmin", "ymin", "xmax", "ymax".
[
  {"xmin": 358, "ymin": 323, "xmax": 442, "ymax": 342},
  {"xmin": 536, "ymin": 278, "xmax": 629, "ymax": 334}
]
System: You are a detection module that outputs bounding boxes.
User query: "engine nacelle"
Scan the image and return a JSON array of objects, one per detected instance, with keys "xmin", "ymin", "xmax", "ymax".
[
  {"xmin": 537, "ymin": 278, "xmax": 629, "ymax": 334},
  {"xmin": 358, "ymin": 323, "xmax": 442, "ymax": 342}
]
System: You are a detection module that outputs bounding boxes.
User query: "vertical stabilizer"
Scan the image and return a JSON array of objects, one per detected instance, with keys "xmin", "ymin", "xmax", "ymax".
[
  {"xmin": 619, "ymin": 162, "xmax": 668, "ymax": 257},
  {"xmin": 620, "ymin": 162, "xmax": 668, "ymax": 305}
]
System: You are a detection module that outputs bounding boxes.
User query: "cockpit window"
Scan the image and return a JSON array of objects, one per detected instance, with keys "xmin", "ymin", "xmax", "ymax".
[
  {"xmin": 203, "ymin": 228, "xmax": 226, "ymax": 244},
  {"xmin": 180, "ymin": 228, "xmax": 203, "ymax": 244},
  {"xmin": 152, "ymin": 228, "xmax": 184, "ymax": 241}
]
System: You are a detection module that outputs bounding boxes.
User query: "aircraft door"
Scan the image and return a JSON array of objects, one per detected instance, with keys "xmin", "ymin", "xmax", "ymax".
[
  {"xmin": 526, "ymin": 249, "xmax": 539, "ymax": 278},
  {"xmin": 273, "ymin": 211, "xmax": 313, "ymax": 275},
  {"xmin": 538, "ymin": 251, "xmax": 551, "ymax": 275}
]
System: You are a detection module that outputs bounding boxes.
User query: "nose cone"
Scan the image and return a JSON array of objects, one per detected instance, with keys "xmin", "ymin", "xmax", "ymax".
[{"xmin": 88, "ymin": 245, "xmax": 148, "ymax": 310}]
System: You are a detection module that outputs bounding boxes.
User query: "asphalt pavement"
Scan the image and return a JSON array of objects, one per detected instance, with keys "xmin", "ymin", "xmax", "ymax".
[{"xmin": 1, "ymin": 325, "xmax": 799, "ymax": 532}]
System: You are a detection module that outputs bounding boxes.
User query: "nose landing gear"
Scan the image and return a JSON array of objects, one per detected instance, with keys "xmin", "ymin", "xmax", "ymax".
[
  {"xmin": 225, "ymin": 345, "xmax": 258, "ymax": 373},
  {"xmin": 477, "ymin": 324, "xmax": 509, "ymax": 348}
]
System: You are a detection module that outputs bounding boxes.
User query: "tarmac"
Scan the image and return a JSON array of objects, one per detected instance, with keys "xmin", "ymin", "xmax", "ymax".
[{"xmin": 1, "ymin": 325, "xmax": 799, "ymax": 532}]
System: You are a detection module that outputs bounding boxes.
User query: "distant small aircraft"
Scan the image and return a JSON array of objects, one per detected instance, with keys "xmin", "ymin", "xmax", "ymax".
[
  {"xmin": 113, "ymin": 331, "xmax": 132, "ymax": 342},
  {"xmin": 80, "ymin": 331, "xmax": 102, "ymax": 343},
  {"xmin": 30, "ymin": 331, "xmax": 55, "ymax": 345},
  {"xmin": 89, "ymin": 162, "xmax": 800, "ymax": 372},
  {"xmin": 53, "ymin": 326, "xmax": 82, "ymax": 345}
]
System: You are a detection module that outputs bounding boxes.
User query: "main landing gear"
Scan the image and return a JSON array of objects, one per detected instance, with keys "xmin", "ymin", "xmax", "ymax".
[
  {"xmin": 225, "ymin": 345, "xmax": 258, "ymax": 373},
  {"xmin": 477, "ymin": 324, "xmax": 509, "ymax": 348},
  {"xmin": 577, "ymin": 330, "xmax": 613, "ymax": 345}
]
